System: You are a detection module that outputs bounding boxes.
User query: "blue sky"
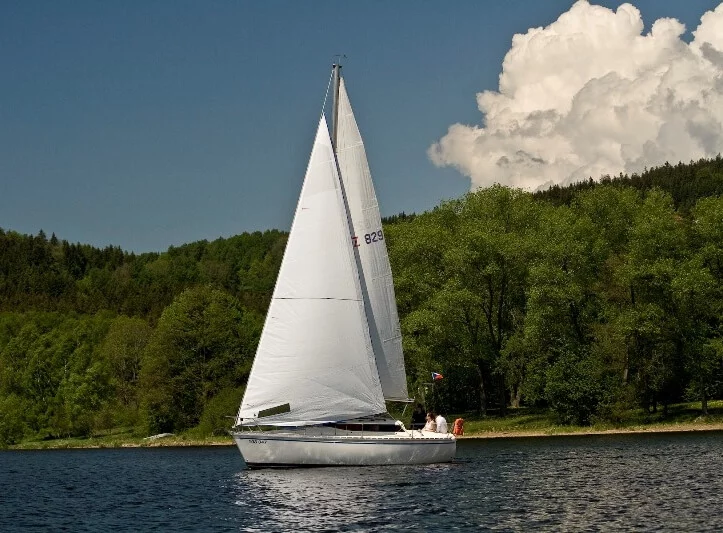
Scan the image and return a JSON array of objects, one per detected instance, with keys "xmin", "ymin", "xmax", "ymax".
[{"xmin": 1, "ymin": 1, "xmax": 720, "ymax": 252}]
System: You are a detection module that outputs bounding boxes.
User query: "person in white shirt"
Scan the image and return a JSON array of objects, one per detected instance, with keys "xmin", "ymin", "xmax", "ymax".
[{"xmin": 435, "ymin": 413, "xmax": 448, "ymax": 433}]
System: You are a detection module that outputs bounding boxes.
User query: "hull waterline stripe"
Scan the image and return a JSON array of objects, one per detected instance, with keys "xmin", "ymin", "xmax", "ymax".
[
  {"xmin": 244, "ymin": 461, "xmax": 457, "ymax": 469},
  {"xmin": 233, "ymin": 436, "xmax": 455, "ymax": 445}
]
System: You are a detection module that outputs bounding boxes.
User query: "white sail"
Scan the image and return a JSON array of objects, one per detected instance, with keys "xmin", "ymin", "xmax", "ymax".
[
  {"xmin": 335, "ymin": 77, "xmax": 410, "ymax": 401},
  {"xmin": 237, "ymin": 115, "xmax": 386, "ymax": 426}
]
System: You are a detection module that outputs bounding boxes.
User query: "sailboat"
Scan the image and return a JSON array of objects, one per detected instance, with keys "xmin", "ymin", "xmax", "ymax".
[{"xmin": 231, "ymin": 63, "xmax": 456, "ymax": 468}]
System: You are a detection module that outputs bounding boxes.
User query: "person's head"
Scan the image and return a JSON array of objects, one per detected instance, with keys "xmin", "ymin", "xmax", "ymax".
[{"xmin": 426, "ymin": 412, "xmax": 434, "ymax": 420}]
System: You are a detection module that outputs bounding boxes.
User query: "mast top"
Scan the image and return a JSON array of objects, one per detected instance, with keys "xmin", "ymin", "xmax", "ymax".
[
  {"xmin": 332, "ymin": 54, "xmax": 346, "ymax": 69},
  {"xmin": 331, "ymin": 58, "xmax": 344, "ymax": 153}
]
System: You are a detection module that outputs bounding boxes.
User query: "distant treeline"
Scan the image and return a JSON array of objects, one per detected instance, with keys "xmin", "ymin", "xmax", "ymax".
[
  {"xmin": 1, "ymin": 157, "xmax": 722, "ymax": 445},
  {"xmin": 534, "ymin": 157, "xmax": 723, "ymax": 210},
  {"xmin": 0, "ymin": 229, "xmax": 287, "ymax": 318}
]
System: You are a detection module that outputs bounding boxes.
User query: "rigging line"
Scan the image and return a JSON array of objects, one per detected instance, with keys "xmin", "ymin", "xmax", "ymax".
[{"xmin": 320, "ymin": 67, "xmax": 334, "ymax": 120}]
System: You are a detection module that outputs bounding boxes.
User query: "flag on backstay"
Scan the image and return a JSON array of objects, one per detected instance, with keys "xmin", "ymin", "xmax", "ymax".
[{"xmin": 431, "ymin": 372, "xmax": 444, "ymax": 381}]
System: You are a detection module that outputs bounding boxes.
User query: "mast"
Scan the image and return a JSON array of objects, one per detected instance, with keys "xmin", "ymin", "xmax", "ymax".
[{"xmin": 331, "ymin": 62, "xmax": 342, "ymax": 153}]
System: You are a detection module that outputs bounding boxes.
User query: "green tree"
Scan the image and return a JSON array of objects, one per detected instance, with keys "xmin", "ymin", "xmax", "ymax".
[
  {"xmin": 675, "ymin": 196, "xmax": 723, "ymax": 413},
  {"xmin": 194, "ymin": 385, "xmax": 246, "ymax": 437},
  {"xmin": 391, "ymin": 186, "xmax": 540, "ymax": 414},
  {"xmin": 617, "ymin": 189, "xmax": 687, "ymax": 413},
  {"xmin": 0, "ymin": 394, "xmax": 27, "ymax": 446},
  {"xmin": 139, "ymin": 286, "xmax": 261, "ymax": 434},
  {"xmin": 99, "ymin": 316, "xmax": 152, "ymax": 425},
  {"xmin": 544, "ymin": 349, "xmax": 604, "ymax": 425}
]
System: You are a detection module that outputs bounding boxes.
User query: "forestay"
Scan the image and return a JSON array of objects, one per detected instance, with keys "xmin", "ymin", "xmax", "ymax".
[
  {"xmin": 236, "ymin": 115, "xmax": 386, "ymax": 426},
  {"xmin": 335, "ymin": 77, "xmax": 410, "ymax": 402}
]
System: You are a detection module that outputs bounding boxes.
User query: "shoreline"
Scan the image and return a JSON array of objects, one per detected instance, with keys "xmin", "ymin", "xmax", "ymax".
[
  {"xmin": 7, "ymin": 421, "xmax": 723, "ymax": 450},
  {"xmin": 457, "ymin": 421, "xmax": 723, "ymax": 440}
]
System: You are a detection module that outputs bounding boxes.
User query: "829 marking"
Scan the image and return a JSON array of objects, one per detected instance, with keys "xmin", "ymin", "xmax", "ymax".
[
  {"xmin": 352, "ymin": 229, "xmax": 384, "ymax": 248},
  {"xmin": 365, "ymin": 230, "xmax": 384, "ymax": 244}
]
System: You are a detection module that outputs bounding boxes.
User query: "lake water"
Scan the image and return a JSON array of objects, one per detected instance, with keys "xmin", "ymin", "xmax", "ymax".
[{"xmin": 2, "ymin": 431, "xmax": 722, "ymax": 532}]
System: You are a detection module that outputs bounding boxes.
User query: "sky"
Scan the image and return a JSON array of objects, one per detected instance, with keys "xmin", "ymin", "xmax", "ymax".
[{"xmin": 1, "ymin": 1, "xmax": 721, "ymax": 253}]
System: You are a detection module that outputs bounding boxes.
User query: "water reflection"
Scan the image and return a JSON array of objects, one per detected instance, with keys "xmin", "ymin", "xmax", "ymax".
[
  {"xmin": 453, "ymin": 435, "xmax": 723, "ymax": 532},
  {"xmin": 226, "ymin": 433, "xmax": 723, "ymax": 532},
  {"xmin": 5, "ymin": 435, "xmax": 721, "ymax": 532},
  {"xmin": 230, "ymin": 463, "xmax": 457, "ymax": 532}
]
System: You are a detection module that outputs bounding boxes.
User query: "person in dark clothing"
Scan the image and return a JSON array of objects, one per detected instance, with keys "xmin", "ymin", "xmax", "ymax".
[{"xmin": 410, "ymin": 404, "xmax": 426, "ymax": 430}]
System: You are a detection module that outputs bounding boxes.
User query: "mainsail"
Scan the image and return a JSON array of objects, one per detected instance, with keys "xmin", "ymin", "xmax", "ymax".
[
  {"xmin": 237, "ymin": 115, "xmax": 386, "ymax": 426},
  {"xmin": 335, "ymin": 77, "xmax": 410, "ymax": 401}
]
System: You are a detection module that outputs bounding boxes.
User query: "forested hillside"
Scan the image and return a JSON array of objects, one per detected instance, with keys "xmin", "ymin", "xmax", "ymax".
[
  {"xmin": 534, "ymin": 156, "xmax": 723, "ymax": 210},
  {"xmin": 0, "ymin": 229, "xmax": 286, "ymax": 318},
  {"xmin": 0, "ymin": 231, "xmax": 285, "ymax": 444},
  {"xmin": 1, "ymin": 157, "xmax": 722, "ymax": 445}
]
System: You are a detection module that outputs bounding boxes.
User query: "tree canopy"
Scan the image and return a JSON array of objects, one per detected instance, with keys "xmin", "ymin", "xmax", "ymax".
[{"xmin": 1, "ymin": 157, "xmax": 722, "ymax": 445}]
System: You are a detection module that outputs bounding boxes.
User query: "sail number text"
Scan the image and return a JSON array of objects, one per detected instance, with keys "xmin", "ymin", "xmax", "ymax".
[{"xmin": 352, "ymin": 230, "xmax": 384, "ymax": 248}]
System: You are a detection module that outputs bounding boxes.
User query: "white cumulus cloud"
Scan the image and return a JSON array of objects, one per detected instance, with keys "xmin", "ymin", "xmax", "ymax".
[{"xmin": 429, "ymin": 1, "xmax": 723, "ymax": 190}]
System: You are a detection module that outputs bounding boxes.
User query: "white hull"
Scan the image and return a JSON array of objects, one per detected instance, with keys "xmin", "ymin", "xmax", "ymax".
[{"xmin": 232, "ymin": 428, "xmax": 456, "ymax": 468}]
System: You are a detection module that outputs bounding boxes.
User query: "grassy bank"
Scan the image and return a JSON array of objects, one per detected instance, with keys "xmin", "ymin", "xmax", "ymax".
[
  {"xmin": 8, "ymin": 428, "xmax": 233, "ymax": 450},
  {"xmin": 457, "ymin": 400, "xmax": 723, "ymax": 438},
  {"xmin": 6, "ymin": 401, "xmax": 722, "ymax": 450}
]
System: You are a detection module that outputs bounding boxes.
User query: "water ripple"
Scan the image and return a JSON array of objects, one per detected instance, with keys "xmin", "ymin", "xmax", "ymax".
[{"xmin": 1, "ymin": 432, "xmax": 722, "ymax": 531}]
